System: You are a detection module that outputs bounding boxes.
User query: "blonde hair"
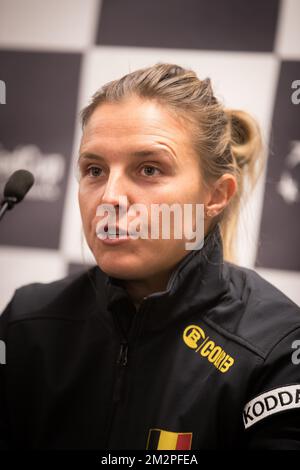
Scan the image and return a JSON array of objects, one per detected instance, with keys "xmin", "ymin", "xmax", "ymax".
[{"xmin": 80, "ymin": 63, "xmax": 265, "ymax": 263}]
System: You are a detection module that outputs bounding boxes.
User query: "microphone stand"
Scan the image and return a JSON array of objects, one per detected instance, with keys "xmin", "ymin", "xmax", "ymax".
[{"xmin": 0, "ymin": 197, "xmax": 18, "ymax": 222}]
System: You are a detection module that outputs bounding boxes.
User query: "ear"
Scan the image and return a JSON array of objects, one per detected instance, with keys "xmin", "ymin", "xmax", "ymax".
[{"xmin": 205, "ymin": 174, "xmax": 237, "ymax": 218}]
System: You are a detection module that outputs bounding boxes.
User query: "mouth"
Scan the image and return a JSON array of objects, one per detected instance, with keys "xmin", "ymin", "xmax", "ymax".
[
  {"xmin": 96, "ymin": 223, "xmax": 131, "ymax": 245},
  {"xmin": 97, "ymin": 224, "xmax": 129, "ymax": 240},
  {"xmin": 103, "ymin": 224, "xmax": 129, "ymax": 237}
]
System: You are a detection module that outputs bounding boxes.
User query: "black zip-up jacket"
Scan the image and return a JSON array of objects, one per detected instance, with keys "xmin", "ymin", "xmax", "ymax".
[{"xmin": 1, "ymin": 223, "xmax": 300, "ymax": 450}]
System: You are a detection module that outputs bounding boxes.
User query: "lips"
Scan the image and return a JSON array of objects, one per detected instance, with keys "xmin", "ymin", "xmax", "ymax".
[{"xmin": 104, "ymin": 224, "xmax": 128, "ymax": 236}]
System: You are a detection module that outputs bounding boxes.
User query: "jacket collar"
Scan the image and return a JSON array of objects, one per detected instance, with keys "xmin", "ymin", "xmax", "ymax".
[{"xmin": 97, "ymin": 222, "xmax": 228, "ymax": 333}]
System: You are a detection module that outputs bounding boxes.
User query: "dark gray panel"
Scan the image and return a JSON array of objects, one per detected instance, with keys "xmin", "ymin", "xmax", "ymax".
[
  {"xmin": 96, "ymin": 0, "xmax": 279, "ymax": 52},
  {"xmin": 255, "ymin": 61, "xmax": 300, "ymax": 271},
  {"xmin": 0, "ymin": 50, "xmax": 82, "ymax": 249}
]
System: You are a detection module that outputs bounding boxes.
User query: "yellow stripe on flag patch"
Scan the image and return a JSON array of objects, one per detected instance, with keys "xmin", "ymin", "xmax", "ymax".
[{"xmin": 157, "ymin": 430, "xmax": 178, "ymax": 449}]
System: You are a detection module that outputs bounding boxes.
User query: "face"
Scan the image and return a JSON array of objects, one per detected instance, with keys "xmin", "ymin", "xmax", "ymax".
[{"xmin": 78, "ymin": 96, "xmax": 211, "ymax": 283}]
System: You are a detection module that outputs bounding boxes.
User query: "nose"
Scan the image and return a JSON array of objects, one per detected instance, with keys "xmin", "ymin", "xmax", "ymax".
[{"xmin": 100, "ymin": 169, "xmax": 129, "ymax": 211}]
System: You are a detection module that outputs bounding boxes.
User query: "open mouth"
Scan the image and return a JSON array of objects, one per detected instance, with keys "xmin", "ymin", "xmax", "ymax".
[{"xmin": 104, "ymin": 224, "xmax": 128, "ymax": 237}]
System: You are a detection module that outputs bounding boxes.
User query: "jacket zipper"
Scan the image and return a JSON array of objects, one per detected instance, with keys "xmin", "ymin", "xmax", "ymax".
[
  {"xmin": 104, "ymin": 300, "xmax": 149, "ymax": 448},
  {"xmin": 112, "ymin": 342, "xmax": 129, "ymax": 402}
]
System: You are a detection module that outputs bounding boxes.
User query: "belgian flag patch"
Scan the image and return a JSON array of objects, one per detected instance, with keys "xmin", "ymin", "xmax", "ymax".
[{"xmin": 146, "ymin": 428, "xmax": 192, "ymax": 450}]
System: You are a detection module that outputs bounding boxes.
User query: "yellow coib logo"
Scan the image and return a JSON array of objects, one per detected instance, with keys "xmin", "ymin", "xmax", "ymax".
[{"xmin": 183, "ymin": 325, "xmax": 234, "ymax": 373}]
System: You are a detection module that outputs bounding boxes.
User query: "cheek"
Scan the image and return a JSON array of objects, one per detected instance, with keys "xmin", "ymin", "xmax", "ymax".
[
  {"xmin": 78, "ymin": 187, "xmax": 96, "ymax": 230},
  {"xmin": 78, "ymin": 187, "xmax": 86, "ymax": 220},
  {"xmin": 182, "ymin": 182, "xmax": 207, "ymax": 210},
  {"xmin": 183, "ymin": 172, "xmax": 204, "ymax": 200}
]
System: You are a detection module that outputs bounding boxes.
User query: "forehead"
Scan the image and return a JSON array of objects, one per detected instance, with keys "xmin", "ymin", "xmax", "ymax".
[{"xmin": 80, "ymin": 97, "xmax": 189, "ymax": 147}]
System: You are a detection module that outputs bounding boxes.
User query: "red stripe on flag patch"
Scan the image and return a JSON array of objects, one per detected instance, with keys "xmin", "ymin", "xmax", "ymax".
[{"xmin": 176, "ymin": 433, "xmax": 192, "ymax": 450}]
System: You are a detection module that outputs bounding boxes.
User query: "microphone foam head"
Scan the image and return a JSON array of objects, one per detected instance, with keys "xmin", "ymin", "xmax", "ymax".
[{"xmin": 4, "ymin": 169, "xmax": 35, "ymax": 203}]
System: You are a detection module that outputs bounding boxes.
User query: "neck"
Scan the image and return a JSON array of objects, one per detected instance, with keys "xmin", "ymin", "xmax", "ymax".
[{"xmin": 122, "ymin": 269, "xmax": 173, "ymax": 309}]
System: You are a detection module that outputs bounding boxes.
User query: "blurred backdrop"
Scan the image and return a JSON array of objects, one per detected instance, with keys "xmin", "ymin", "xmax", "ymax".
[{"xmin": 0, "ymin": 0, "xmax": 299, "ymax": 310}]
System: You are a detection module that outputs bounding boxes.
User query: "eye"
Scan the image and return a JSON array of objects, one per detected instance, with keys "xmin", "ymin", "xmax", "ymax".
[
  {"xmin": 87, "ymin": 166, "xmax": 103, "ymax": 177},
  {"xmin": 140, "ymin": 165, "xmax": 162, "ymax": 177}
]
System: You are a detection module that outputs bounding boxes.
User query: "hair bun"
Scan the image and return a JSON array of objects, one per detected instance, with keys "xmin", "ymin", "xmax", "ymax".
[{"xmin": 225, "ymin": 109, "xmax": 264, "ymax": 182}]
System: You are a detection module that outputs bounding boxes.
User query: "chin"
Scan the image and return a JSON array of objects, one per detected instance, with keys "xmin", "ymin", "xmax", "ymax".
[{"xmin": 93, "ymin": 250, "xmax": 144, "ymax": 280}]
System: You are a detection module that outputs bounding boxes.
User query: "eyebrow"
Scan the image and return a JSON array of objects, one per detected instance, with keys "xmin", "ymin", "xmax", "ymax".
[{"xmin": 78, "ymin": 148, "xmax": 176, "ymax": 163}]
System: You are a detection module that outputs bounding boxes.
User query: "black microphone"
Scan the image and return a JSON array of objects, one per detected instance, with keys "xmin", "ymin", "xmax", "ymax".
[{"xmin": 0, "ymin": 170, "xmax": 35, "ymax": 222}]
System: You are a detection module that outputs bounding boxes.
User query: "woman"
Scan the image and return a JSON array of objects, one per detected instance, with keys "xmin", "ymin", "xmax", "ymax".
[{"xmin": 1, "ymin": 63, "xmax": 300, "ymax": 450}]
